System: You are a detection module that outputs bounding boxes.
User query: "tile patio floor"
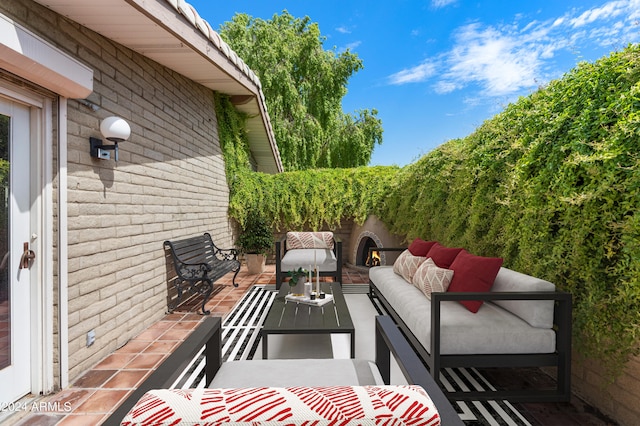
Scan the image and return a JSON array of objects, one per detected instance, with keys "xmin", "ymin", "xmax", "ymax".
[
  {"xmin": 8, "ymin": 265, "xmax": 615, "ymax": 425},
  {"xmin": 8, "ymin": 265, "xmax": 368, "ymax": 426}
]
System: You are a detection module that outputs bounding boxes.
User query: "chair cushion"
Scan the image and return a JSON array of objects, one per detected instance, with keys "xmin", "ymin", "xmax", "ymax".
[
  {"xmin": 413, "ymin": 258, "xmax": 454, "ymax": 299},
  {"xmin": 393, "ymin": 249, "xmax": 427, "ymax": 283},
  {"xmin": 281, "ymin": 248, "xmax": 337, "ymax": 272},
  {"xmin": 492, "ymin": 267, "xmax": 556, "ymax": 328},
  {"xmin": 425, "ymin": 243, "xmax": 463, "ymax": 268},
  {"xmin": 287, "ymin": 231, "xmax": 334, "ymax": 250},
  {"xmin": 209, "ymin": 359, "xmax": 382, "ymax": 388},
  {"xmin": 408, "ymin": 238, "xmax": 438, "ymax": 256},
  {"xmin": 122, "ymin": 386, "xmax": 441, "ymax": 425},
  {"xmin": 447, "ymin": 250, "xmax": 503, "ymax": 313}
]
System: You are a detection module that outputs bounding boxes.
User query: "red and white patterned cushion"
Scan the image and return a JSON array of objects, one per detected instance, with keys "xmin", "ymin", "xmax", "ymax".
[
  {"xmin": 287, "ymin": 232, "xmax": 335, "ymax": 250},
  {"xmin": 121, "ymin": 386, "xmax": 440, "ymax": 425},
  {"xmin": 413, "ymin": 258, "xmax": 454, "ymax": 299},
  {"xmin": 393, "ymin": 249, "xmax": 428, "ymax": 283}
]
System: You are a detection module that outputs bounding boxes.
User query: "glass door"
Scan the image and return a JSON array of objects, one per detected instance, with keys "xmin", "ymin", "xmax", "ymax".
[{"xmin": 0, "ymin": 97, "xmax": 32, "ymax": 403}]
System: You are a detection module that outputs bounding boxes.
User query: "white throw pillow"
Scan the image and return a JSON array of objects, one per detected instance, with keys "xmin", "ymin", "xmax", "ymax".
[
  {"xmin": 392, "ymin": 250, "xmax": 427, "ymax": 283},
  {"xmin": 412, "ymin": 258, "xmax": 454, "ymax": 299}
]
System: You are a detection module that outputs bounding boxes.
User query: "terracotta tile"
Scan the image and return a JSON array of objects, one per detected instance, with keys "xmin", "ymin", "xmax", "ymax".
[
  {"xmin": 56, "ymin": 413, "xmax": 107, "ymax": 426},
  {"xmin": 147, "ymin": 320, "xmax": 175, "ymax": 331},
  {"xmin": 163, "ymin": 313, "xmax": 186, "ymax": 321},
  {"xmin": 95, "ymin": 352, "xmax": 137, "ymax": 369},
  {"xmin": 133, "ymin": 327, "xmax": 166, "ymax": 341},
  {"xmin": 182, "ymin": 313, "xmax": 203, "ymax": 321},
  {"xmin": 74, "ymin": 389, "xmax": 128, "ymax": 413},
  {"xmin": 144, "ymin": 340, "xmax": 178, "ymax": 354},
  {"xmin": 103, "ymin": 370, "xmax": 147, "ymax": 389},
  {"xmin": 14, "ymin": 413, "xmax": 63, "ymax": 425},
  {"xmin": 43, "ymin": 388, "xmax": 92, "ymax": 408},
  {"xmin": 158, "ymin": 328, "xmax": 190, "ymax": 341},
  {"xmin": 73, "ymin": 370, "xmax": 116, "ymax": 388},
  {"xmin": 127, "ymin": 353, "xmax": 164, "ymax": 369},
  {"xmin": 115, "ymin": 340, "xmax": 149, "ymax": 354},
  {"xmin": 171, "ymin": 321, "xmax": 200, "ymax": 332}
]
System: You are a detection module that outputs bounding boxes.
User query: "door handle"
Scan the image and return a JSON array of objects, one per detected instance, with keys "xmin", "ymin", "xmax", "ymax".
[{"xmin": 20, "ymin": 242, "xmax": 36, "ymax": 270}]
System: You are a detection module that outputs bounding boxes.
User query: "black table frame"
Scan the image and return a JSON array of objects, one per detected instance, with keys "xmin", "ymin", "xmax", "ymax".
[{"xmin": 261, "ymin": 282, "xmax": 355, "ymax": 359}]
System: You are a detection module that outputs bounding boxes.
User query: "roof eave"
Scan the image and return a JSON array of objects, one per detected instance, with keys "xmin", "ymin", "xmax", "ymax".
[{"xmin": 33, "ymin": 0, "xmax": 283, "ymax": 173}]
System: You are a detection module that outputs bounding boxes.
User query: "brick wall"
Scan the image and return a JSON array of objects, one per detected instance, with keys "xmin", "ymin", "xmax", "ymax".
[
  {"xmin": 572, "ymin": 354, "xmax": 640, "ymax": 425},
  {"xmin": 3, "ymin": 0, "xmax": 237, "ymax": 383}
]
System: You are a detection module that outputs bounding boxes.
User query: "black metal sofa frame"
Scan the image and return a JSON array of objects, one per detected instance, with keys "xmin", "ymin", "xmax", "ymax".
[
  {"xmin": 369, "ymin": 247, "xmax": 573, "ymax": 403},
  {"xmin": 274, "ymin": 234, "xmax": 343, "ymax": 289},
  {"xmin": 164, "ymin": 232, "xmax": 240, "ymax": 314},
  {"xmin": 103, "ymin": 315, "xmax": 464, "ymax": 426}
]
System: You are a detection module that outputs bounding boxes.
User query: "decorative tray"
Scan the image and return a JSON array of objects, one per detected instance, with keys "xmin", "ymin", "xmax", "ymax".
[{"xmin": 285, "ymin": 293, "xmax": 334, "ymax": 307}]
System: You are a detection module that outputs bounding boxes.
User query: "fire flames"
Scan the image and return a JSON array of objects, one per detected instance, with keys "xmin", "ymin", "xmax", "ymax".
[{"xmin": 366, "ymin": 250, "xmax": 381, "ymax": 267}]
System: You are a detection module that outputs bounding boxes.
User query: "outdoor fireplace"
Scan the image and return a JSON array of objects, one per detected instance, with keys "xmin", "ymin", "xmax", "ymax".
[
  {"xmin": 357, "ymin": 236, "xmax": 381, "ymax": 267},
  {"xmin": 348, "ymin": 215, "xmax": 403, "ymax": 270}
]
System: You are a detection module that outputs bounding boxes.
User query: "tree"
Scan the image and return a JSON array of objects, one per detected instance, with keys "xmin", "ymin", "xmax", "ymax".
[{"xmin": 219, "ymin": 11, "xmax": 383, "ymax": 170}]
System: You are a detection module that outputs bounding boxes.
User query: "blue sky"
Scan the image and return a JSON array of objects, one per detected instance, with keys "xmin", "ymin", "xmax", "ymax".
[{"xmin": 187, "ymin": 0, "xmax": 640, "ymax": 166}]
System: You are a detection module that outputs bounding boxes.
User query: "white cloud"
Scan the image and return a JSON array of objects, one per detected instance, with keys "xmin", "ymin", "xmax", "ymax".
[
  {"xmin": 570, "ymin": 1, "xmax": 627, "ymax": 28},
  {"xmin": 342, "ymin": 41, "xmax": 361, "ymax": 51},
  {"xmin": 336, "ymin": 26, "xmax": 351, "ymax": 34},
  {"xmin": 388, "ymin": 62, "xmax": 437, "ymax": 85},
  {"xmin": 432, "ymin": 0, "xmax": 457, "ymax": 8},
  {"xmin": 441, "ymin": 24, "xmax": 543, "ymax": 96},
  {"xmin": 387, "ymin": 0, "xmax": 640, "ymax": 98}
]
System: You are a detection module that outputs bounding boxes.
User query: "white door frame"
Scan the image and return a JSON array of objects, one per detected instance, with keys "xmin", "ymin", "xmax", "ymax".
[{"xmin": 0, "ymin": 81, "xmax": 54, "ymax": 397}]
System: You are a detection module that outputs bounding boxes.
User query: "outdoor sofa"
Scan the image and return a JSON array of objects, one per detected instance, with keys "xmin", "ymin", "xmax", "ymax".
[
  {"xmin": 106, "ymin": 316, "xmax": 463, "ymax": 425},
  {"xmin": 369, "ymin": 238, "xmax": 572, "ymax": 402}
]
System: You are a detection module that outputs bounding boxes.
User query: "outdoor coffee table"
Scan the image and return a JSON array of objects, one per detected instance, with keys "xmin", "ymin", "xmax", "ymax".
[{"xmin": 262, "ymin": 282, "xmax": 355, "ymax": 359}]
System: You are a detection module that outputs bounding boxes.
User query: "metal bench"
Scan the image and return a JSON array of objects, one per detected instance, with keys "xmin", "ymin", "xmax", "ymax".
[{"xmin": 164, "ymin": 232, "xmax": 240, "ymax": 314}]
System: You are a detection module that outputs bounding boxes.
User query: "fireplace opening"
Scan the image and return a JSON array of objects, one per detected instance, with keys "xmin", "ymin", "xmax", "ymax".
[{"xmin": 356, "ymin": 237, "xmax": 381, "ymax": 267}]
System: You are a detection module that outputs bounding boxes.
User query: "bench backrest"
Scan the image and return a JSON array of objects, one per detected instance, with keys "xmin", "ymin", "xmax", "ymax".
[{"xmin": 164, "ymin": 232, "xmax": 226, "ymax": 276}]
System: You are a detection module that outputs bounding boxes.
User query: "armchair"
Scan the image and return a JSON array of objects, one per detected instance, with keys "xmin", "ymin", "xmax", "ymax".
[{"xmin": 275, "ymin": 231, "xmax": 342, "ymax": 289}]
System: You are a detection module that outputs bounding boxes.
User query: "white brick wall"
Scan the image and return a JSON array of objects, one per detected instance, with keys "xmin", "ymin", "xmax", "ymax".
[{"xmin": 2, "ymin": 0, "xmax": 237, "ymax": 383}]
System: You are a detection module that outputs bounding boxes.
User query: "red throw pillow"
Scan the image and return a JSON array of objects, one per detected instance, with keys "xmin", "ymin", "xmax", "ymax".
[
  {"xmin": 447, "ymin": 250, "xmax": 504, "ymax": 313},
  {"xmin": 425, "ymin": 243, "xmax": 463, "ymax": 268},
  {"xmin": 408, "ymin": 238, "xmax": 437, "ymax": 257}
]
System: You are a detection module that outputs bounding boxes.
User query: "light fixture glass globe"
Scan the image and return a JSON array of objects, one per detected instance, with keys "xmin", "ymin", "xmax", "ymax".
[{"xmin": 100, "ymin": 116, "xmax": 131, "ymax": 142}]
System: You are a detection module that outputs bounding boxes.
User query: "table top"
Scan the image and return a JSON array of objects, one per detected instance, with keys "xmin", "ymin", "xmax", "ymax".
[{"xmin": 262, "ymin": 282, "xmax": 354, "ymax": 334}]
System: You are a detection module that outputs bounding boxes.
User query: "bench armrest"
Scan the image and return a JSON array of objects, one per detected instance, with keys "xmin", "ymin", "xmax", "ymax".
[{"xmin": 215, "ymin": 247, "xmax": 238, "ymax": 261}]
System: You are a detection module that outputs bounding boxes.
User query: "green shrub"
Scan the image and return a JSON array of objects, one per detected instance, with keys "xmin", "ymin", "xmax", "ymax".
[
  {"xmin": 218, "ymin": 45, "xmax": 640, "ymax": 376},
  {"xmin": 379, "ymin": 45, "xmax": 640, "ymax": 375}
]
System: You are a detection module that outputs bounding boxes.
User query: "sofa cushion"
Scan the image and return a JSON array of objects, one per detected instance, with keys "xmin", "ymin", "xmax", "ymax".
[
  {"xmin": 408, "ymin": 238, "xmax": 437, "ymax": 256},
  {"xmin": 492, "ymin": 267, "xmax": 556, "ymax": 328},
  {"xmin": 122, "ymin": 386, "xmax": 441, "ymax": 426},
  {"xmin": 447, "ymin": 250, "xmax": 503, "ymax": 313},
  {"xmin": 393, "ymin": 249, "xmax": 427, "ymax": 283},
  {"xmin": 287, "ymin": 231, "xmax": 334, "ymax": 250},
  {"xmin": 413, "ymin": 258, "xmax": 454, "ymax": 299},
  {"xmin": 210, "ymin": 359, "xmax": 382, "ymax": 388},
  {"xmin": 369, "ymin": 266, "xmax": 556, "ymax": 355},
  {"xmin": 281, "ymin": 248, "xmax": 337, "ymax": 272},
  {"xmin": 426, "ymin": 243, "xmax": 463, "ymax": 268}
]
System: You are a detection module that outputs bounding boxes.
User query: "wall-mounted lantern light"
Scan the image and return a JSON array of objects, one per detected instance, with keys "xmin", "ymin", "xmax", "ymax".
[{"xmin": 89, "ymin": 116, "xmax": 131, "ymax": 162}]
